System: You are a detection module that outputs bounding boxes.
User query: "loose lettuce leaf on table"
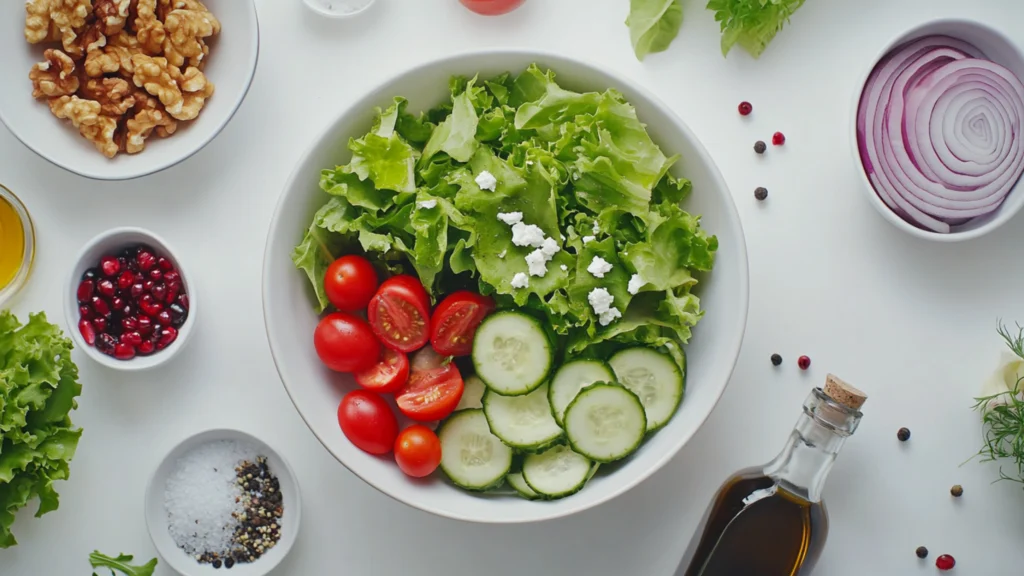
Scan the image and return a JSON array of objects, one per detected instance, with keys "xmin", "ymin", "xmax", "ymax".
[
  {"xmin": 707, "ymin": 0, "xmax": 807, "ymax": 58},
  {"xmin": 626, "ymin": 0, "xmax": 684, "ymax": 61}
]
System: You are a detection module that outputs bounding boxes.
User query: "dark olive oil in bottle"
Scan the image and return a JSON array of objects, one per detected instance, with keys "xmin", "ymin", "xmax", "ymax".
[{"xmin": 677, "ymin": 375, "xmax": 866, "ymax": 576}]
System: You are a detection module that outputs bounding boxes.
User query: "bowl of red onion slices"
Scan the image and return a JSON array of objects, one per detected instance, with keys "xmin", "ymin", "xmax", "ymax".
[{"xmin": 853, "ymin": 19, "xmax": 1024, "ymax": 240}]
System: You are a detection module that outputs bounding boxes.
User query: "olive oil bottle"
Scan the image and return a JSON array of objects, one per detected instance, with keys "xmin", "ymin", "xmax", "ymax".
[{"xmin": 676, "ymin": 374, "xmax": 866, "ymax": 576}]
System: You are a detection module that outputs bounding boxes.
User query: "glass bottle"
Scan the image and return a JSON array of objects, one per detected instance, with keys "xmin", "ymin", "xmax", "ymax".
[{"xmin": 676, "ymin": 374, "xmax": 867, "ymax": 576}]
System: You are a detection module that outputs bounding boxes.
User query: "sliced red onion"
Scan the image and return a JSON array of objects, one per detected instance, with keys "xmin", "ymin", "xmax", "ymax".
[{"xmin": 857, "ymin": 35, "xmax": 1024, "ymax": 233}]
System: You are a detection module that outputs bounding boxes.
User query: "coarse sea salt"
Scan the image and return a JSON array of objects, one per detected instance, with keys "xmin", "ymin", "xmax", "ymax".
[{"xmin": 164, "ymin": 440, "xmax": 258, "ymax": 557}]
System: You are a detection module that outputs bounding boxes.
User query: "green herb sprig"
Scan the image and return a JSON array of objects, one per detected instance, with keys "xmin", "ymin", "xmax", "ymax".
[{"xmin": 971, "ymin": 322, "xmax": 1024, "ymax": 486}]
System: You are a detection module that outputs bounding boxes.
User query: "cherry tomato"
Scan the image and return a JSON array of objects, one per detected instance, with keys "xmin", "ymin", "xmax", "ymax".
[
  {"xmin": 324, "ymin": 255, "xmax": 378, "ymax": 312},
  {"xmin": 367, "ymin": 275, "xmax": 431, "ymax": 353},
  {"xmin": 394, "ymin": 425, "xmax": 442, "ymax": 478},
  {"xmin": 396, "ymin": 362, "xmax": 464, "ymax": 422},
  {"xmin": 460, "ymin": 0, "xmax": 525, "ymax": 16},
  {"xmin": 314, "ymin": 312, "xmax": 381, "ymax": 373},
  {"xmin": 354, "ymin": 347, "xmax": 410, "ymax": 393},
  {"xmin": 430, "ymin": 291, "xmax": 495, "ymax": 356},
  {"xmin": 337, "ymin": 390, "xmax": 398, "ymax": 455}
]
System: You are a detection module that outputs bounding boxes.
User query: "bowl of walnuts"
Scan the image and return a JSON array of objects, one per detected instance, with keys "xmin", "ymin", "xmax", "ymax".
[{"xmin": 0, "ymin": 1, "xmax": 259, "ymax": 181}]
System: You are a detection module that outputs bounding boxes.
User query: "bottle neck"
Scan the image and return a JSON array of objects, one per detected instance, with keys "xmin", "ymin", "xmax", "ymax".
[{"xmin": 763, "ymin": 388, "xmax": 862, "ymax": 503}]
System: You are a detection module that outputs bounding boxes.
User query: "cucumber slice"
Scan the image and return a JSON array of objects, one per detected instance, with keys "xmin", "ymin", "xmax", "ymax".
[
  {"xmin": 472, "ymin": 311, "xmax": 553, "ymax": 396},
  {"xmin": 564, "ymin": 383, "xmax": 647, "ymax": 463},
  {"xmin": 455, "ymin": 375, "xmax": 486, "ymax": 411},
  {"xmin": 521, "ymin": 444, "xmax": 592, "ymax": 499},
  {"xmin": 608, "ymin": 347, "xmax": 684, "ymax": 432},
  {"xmin": 483, "ymin": 383, "xmax": 563, "ymax": 451},
  {"xmin": 548, "ymin": 359, "xmax": 616, "ymax": 426},
  {"xmin": 438, "ymin": 409, "xmax": 513, "ymax": 491},
  {"xmin": 506, "ymin": 471, "xmax": 544, "ymax": 500}
]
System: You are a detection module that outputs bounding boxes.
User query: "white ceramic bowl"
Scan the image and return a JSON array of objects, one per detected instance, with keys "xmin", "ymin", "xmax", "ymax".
[
  {"xmin": 262, "ymin": 50, "xmax": 749, "ymax": 523},
  {"xmin": 65, "ymin": 227, "xmax": 196, "ymax": 371},
  {"xmin": 303, "ymin": 0, "xmax": 378, "ymax": 19},
  {"xmin": 145, "ymin": 428, "xmax": 300, "ymax": 576},
  {"xmin": 0, "ymin": 1, "xmax": 259, "ymax": 181},
  {"xmin": 850, "ymin": 18, "xmax": 1024, "ymax": 242}
]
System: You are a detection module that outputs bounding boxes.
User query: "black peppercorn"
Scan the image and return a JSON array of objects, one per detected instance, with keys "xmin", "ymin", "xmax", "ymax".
[
  {"xmin": 212, "ymin": 559, "xmax": 222, "ymax": 569},
  {"xmin": 770, "ymin": 353, "xmax": 782, "ymax": 366},
  {"xmin": 897, "ymin": 427, "xmax": 911, "ymax": 442},
  {"xmin": 754, "ymin": 140, "xmax": 767, "ymax": 154},
  {"xmin": 916, "ymin": 546, "xmax": 928, "ymax": 559},
  {"xmin": 950, "ymin": 484, "xmax": 963, "ymax": 497},
  {"xmin": 225, "ymin": 557, "xmax": 234, "ymax": 569},
  {"xmin": 755, "ymin": 187, "xmax": 768, "ymax": 201}
]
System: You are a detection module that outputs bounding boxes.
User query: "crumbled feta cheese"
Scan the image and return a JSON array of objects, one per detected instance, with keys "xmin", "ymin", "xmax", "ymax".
[
  {"xmin": 475, "ymin": 170, "xmax": 498, "ymax": 191},
  {"xmin": 587, "ymin": 256, "xmax": 613, "ymax": 278},
  {"xmin": 497, "ymin": 212, "xmax": 523, "ymax": 225},
  {"xmin": 511, "ymin": 222, "xmax": 546, "ymax": 248},
  {"xmin": 417, "ymin": 199, "xmax": 437, "ymax": 209},
  {"xmin": 540, "ymin": 237, "xmax": 560, "ymax": 259},
  {"xmin": 526, "ymin": 160, "xmax": 534, "ymax": 166},
  {"xmin": 511, "ymin": 272, "xmax": 529, "ymax": 289},
  {"xmin": 592, "ymin": 220, "xmax": 601, "ymax": 235},
  {"xmin": 525, "ymin": 249, "xmax": 549, "ymax": 277},
  {"xmin": 598, "ymin": 307, "xmax": 622, "ymax": 326},
  {"xmin": 560, "ymin": 264, "xmax": 568, "ymax": 272},
  {"xmin": 582, "ymin": 235, "xmax": 595, "ymax": 244},
  {"xmin": 498, "ymin": 250, "xmax": 506, "ymax": 259},
  {"xmin": 627, "ymin": 273, "xmax": 644, "ymax": 295},
  {"xmin": 588, "ymin": 287, "xmax": 621, "ymax": 326}
]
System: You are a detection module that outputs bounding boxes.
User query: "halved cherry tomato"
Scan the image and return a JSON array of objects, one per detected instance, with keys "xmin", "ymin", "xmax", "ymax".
[
  {"xmin": 430, "ymin": 291, "xmax": 495, "ymax": 356},
  {"xmin": 338, "ymin": 390, "xmax": 398, "ymax": 455},
  {"xmin": 460, "ymin": 0, "xmax": 525, "ymax": 16},
  {"xmin": 314, "ymin": 312, "xmax": 381, "ymax": 373},
  {"xmin": 354, "ymin": 348, "xmax": 409, "ymax": 393},
  {"xmin": 394, "ymin": 425, "xmax": 442, "ymax": 478},
  {"xmin": 396, "ymin": 362, "xmax": 464, "ymax": 422},
  {"xmin": 325, "ymin": 255, "xmax": 378, "ymax": 312},
  {"xmin": 367, "ymin": 275, "xmax": 431, "ymax": 353}
]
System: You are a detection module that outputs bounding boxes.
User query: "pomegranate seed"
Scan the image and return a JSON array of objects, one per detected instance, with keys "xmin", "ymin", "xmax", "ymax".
[
  {"xmin": 177, "ymin": 294, "xmax": 189, "ymax": 310},
  {"xmin": 137, "ymin": 315, "xmax": 153, "ymax": 335},
  {"xmin": 169, "ymin": 303, "xmax": 187, "ymax": 327},
  {"xmin": 144, "ymin": 280, "xmax": 155, "ymax": 292},
  {"xmin": 936, "ymin": 554, "xmax": 955, "ymax": 570},
  {"xmin": 79, "ymin": 305, "xmax": 94, "ymax": 320},
  {"xmin": 91, "ymin": 296, "xmax": 111, "ymax": 318},
  {"xmin": 117, "ymin": 271, "xmax": 135, "ymax": 290},
  {"xmin": 112, "ymin": 296, "xmax": 126, "ymax": 312},
  {"xmin": 156, "ymin": 327, "xmax": 178, "ymax": 350},
  {"xmin": 138, "ymin": 340, "xmax": 156, "ymax": 355},
  {"xmin": 122, "ymin": 331, "xmax": 143, "ymax": 346},
  {"xmin": 137, "ymin": 251, "xmax": 157, "ymax": 271},
  {"xmin": 96, "ymin": 333, "xmax": 117, "ymax": 355},
  {"xmin": 157, "ymin": 310, "xmax": 172, "ymax": 325},
  {"xmin": 81, "ymin": 268, "xmax": 99, "ymax": 281},
  {"xmin": 92, "ymin": 317, "xmax": 107, "ymax": 332},
  {"xmin": 158, "ymin": 257, "xmax": 173, "ymax": 271},
  {"xmin": 798, "ymin": 355, "xmax": 811, "ymax": 370},
  {"xmin": 738, "ymin": 101, "xmax": 752, "ymax": 116},
  {"xmin": 114, "ymin": 342, "xmax": 136, "ymax": 360},
  {"xmin": 131, "ymin": 282, "xmax": 145, "ymax": 298},
  {"xmin": 140, "ymin": 294, "xmax": 163, "ymax": 317},
  {"xmin": 77, "ymin": 280, "xmax": 95, "ymax": 303},
  {"xmin": 164, "ymin": 270, "xmax": 180, "ymax": 284},
  {"xmin": 122, "ymin": 317, "xmax": 138, "ymax": 331},
  {"xmin": 165, "ymin": 281, "xmax": 181, "ymax": 304},
  {"xmin": 78, "ymin": 320, "xmax": 96, "ymax": 345},
  {"xmin": 118, "ymin": 303, "xmax": 135, "ymax": 319},
  {"xmin": 151, "ymin": 283, "xmax": 167, "ymax": 302},
  {"xmin": 772, "ymin": 131, "xmax": 786, "ymax": 146},
  {"xmin": 149, "ymin": 269, "xmax": 163, "ymax": 281},
  {"xmin": 97, "ymin": 279, "xmax": 115, "ymax": 298},
  {"xmin": 100, "ymin": 256, "xmax": 121, "ymax": 277}
]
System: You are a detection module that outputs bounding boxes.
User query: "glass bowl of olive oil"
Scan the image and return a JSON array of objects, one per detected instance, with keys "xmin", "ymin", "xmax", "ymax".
[{"xmin": 0, "ymin": 184, "xmax": 35, "ymax": 307}]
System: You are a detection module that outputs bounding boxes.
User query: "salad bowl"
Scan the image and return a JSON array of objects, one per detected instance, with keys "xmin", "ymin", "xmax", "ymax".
[{"xmin": 262, "ymin": 50, "xmax": 749, "ymax": 523}]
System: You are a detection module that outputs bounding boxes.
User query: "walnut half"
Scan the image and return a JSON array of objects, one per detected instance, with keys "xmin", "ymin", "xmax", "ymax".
[{"xmin": 30, "ymin": 49, "xmax": 80, "ymax": 99}]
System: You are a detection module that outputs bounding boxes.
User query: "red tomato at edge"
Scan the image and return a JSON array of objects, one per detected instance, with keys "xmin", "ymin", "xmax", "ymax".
[
  {"xmin": 324, "ymin": 255, "xmax": 378, "ymax": 311},
  {"xmin": 338, "ymin": 390, "xmax": 399, "ymax": 455},
  {"xmin": 430, "ymin": 291, "xmax": 495, "ymax": 357},
  {"xmin": 394, "ymin": 425, "xmax": 442, "ymax": 478},
  {"xmin": 367, "ymin": 275, "xmax": 431, "ymax": 353},
  {"xmin": 460, "ymin": 0, "xmax": 525, "ymax": 16},
  {"xmin": 314, "ymin": 312, "xmax": 381, "ymax": 373}
]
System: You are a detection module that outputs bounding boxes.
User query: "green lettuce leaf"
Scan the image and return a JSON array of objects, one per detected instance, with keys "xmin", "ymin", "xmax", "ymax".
[
  {"xmin": 421, "ymin": 82, "xmax": 481, "ymax": 165},
  {"xmin": 707, "ymin": 0, "xmax": 806, "ymax": 58},
  {"xmin": 626, "ymin": 0, "xmax": 684, "ymax": 61},
  {"xmin": 90, "ymin": 551, "xmax": 158, "ymax": 576}
]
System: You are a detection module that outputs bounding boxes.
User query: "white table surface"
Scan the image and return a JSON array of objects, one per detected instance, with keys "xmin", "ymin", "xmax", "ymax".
[{"xmin": 3, "ymin": 0, "xmax": 1024, "ymax": 574}]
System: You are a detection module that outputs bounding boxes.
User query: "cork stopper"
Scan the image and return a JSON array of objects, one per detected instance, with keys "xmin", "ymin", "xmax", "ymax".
[{"xmin": 823, "ymin": 374, "xmax": 867, "ymax": 411}]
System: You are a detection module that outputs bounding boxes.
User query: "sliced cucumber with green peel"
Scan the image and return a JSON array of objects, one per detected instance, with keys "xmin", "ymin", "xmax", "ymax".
[
  {"xmin": 472, "ymin": 311, "xmax": 553, "ymax": 396},
  {"xmin": 521, "ymin": 444, "xmax": 592, "ymax": 499},
  {"xmin": 455, "ymin": 375, "xmax": 486, "ymax": 411},
  {"xmin": 564, "ymin": 383, "xmax": 647, "ymax": 463},
  {"xmin": 548, "ymin": 359, "xmax": 616, "ymax": 426},
  {"xmin": 438, "ymin": 409, "xmax": 513, "ymax": 491},
  {"xmin": 506, "ymin": 471, "xmax": 544, "ymax": 500},
  {"xmin": 483, "ymin": 383, "xmax": 563, "ymax": 451},
  {"xmin": 608, "ymin": 347, "xmax": 684, "ymax": 432}
]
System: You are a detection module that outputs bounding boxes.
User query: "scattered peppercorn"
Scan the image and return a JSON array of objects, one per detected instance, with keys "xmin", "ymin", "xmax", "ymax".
[
  {"xmin": 797, "ymin": 355, "xmax": 811, "ymax": 370},
  {"xmin": 754, "ymin": 187, "xmax": 768, "ymax": 201},
  {"xmin": 950, "ymin": 484, "xmax": 963, "ymax": 497},
  {"xmin": 225, "ymin": 557, "xmax": 235, "ymax": 569},
  {"xmin": 772, "ymin": 131, "xmax": 786, "ymax": 145},
  {"xmin": 916, "ymin": 546, "xmax": 928, "ymax": 559},
  {"xmin": 897, "ymin": 427, "xmax": 911, "ymax": 442},
  {"xmin": 738, "ymin": 101, "xmax": 752, "ymax": 116},
  {"xmin": 936, "ymin": 554, "xmax": 955, "ymax": 571},
  {"xmin": 771, "ymin": 353, "xmax": 782, "ymax": 366},
  {"xmin": 212, "ymin": 559, "xmax": 222, "ymax": 569},
  {"xmin": 754, "ymin": 140, "xmax": 767, "ymax": 154}
]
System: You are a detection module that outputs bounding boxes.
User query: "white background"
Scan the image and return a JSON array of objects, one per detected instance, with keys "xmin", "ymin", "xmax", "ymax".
[{"xmin": 3, "ymin": 0, "xmax": 1024, "ymax": 574}]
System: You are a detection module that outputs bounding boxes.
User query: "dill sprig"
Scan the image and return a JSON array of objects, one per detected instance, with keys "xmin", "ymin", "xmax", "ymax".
[{"xmin": 971, "ymin": 322, "xmax": 1024, "ymax": 486}]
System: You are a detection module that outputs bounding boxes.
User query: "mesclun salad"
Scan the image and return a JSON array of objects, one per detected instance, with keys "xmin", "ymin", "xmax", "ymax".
[{"xmin": 293, "ymin": 64, "xmax": 717, "ymax": 499}]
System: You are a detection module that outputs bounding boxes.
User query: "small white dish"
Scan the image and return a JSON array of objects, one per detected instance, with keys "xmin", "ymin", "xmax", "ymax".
[
  {"xmin": 302, "ymin": 0, "xmax": 377, "ymax": 19},
  {"xmin": 850, "ymin": 18, "xmax": 1024, "ymax": 242},
  {"xmin": 145, "ymin": 428, "xmax": 301, "ymax": 576},
  {"xmin": 64, "ymin": 227, "xmax": 196, "ymax": 371},
  {"xmin": 0, "ymin": 0, "xmax": 260, "ymax": 181}
]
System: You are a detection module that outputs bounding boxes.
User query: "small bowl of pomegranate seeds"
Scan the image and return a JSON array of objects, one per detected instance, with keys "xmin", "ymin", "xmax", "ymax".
[{"xmin": 65, "ymin": 228, "xmax": 196, "ymax": 370}]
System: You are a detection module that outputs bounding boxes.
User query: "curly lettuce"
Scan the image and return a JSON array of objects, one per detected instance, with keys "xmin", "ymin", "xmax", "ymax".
[{"xmin": 293, "ymin": 65, "xmax": 717, "ymax": 372}]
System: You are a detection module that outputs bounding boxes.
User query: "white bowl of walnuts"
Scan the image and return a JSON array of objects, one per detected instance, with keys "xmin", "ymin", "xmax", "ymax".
[{"xmin": 0, "ymin": 0, "xmax": 259, "ymax": 181}]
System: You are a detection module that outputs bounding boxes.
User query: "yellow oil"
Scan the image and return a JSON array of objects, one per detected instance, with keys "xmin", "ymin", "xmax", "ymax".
[{"xmin": 0, "ymin": 195, "xmax": 25, "ymax": 290}]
